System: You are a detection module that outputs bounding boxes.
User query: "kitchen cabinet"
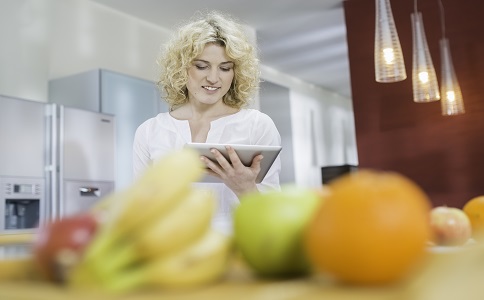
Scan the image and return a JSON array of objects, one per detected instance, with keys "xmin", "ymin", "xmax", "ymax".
[{"xmin": 49, "ymin": 69, "xmax": 168, "ymax": 190}]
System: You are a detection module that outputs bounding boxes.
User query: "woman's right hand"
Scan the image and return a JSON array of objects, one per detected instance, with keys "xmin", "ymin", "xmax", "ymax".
[{"xmin": 201, "ymin": 146, "xmax": 262, "ymax": 198}]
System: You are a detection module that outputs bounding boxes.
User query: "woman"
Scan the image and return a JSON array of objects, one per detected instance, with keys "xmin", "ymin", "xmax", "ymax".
[{"xmin": 133, "ymin": 11, "xmax": 281, "ymax": 233}]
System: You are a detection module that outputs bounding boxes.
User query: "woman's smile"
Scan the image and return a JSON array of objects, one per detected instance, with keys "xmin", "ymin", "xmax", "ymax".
[{"xmin": 202, "ymin": 86, "xmax": 220, "ymax": 92}]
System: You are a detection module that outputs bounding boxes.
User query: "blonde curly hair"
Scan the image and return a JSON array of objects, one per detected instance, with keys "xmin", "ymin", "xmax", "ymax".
[{"xmin": 156, "ymin": 11, "xmax": 260, "ymax": 109}]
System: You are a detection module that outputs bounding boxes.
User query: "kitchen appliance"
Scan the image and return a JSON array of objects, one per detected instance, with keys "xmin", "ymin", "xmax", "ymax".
[
  {"xmin": 321, "ymin": 164, "xmax": 358, "ymax": 184},
  {"xmin": 49, "ymin": 69, "xmax": 168, "ymax": 190},
  {"xmin": 55, "ymin": 105, "xmax": 115, "ymax": 218},
  {"xmin": 0, "ymin": 95, "xmax": 115, "ymax": 234},
  {"xmin": 2, "ymin": 178, "xmax": 44, "ymax": 231},
  {"xmin": 0, "ymin": 96, "xmax": 49, "ymax": 234}
]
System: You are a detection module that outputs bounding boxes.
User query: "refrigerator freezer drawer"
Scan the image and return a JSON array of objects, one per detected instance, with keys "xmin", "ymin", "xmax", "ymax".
[{"xmin": 62, "ymin": 180, "xmax": 114, "ymax": 217}]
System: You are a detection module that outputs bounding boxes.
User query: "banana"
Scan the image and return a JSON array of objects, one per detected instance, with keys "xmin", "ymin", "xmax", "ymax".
[
  {"xmin": 136, "ymin": 188, "xmax": 216, "ymax": 259},
  {"xmin": 69, "ymin": 149, "xmax": 234, "ymax": 293},
  {"xmin": 109, "ymin": 147, "xmax": 205, "ymax": 235},
  {"xmin": 76, "ymin": 229, "xmax": 233, "ymax": 293},
  {"xmin": 81, "ymin": 148, "xmax": 205, "ymax": 263},
  {"xmin": 144, "ymin": 228, "xmax": 233, "ymax": 289}
]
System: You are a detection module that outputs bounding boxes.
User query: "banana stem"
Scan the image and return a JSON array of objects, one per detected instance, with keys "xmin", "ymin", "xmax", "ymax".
[
  {"xmin": 83, "ymin": 224, "xmax": 121, "ymax": 263},
  {"xmin": 104, "ymin": 265, "xmax": 148, "ymax": 293},
  {"xmin": 94, "ymin": 241, "xmax": 139, "ymax": 279}
]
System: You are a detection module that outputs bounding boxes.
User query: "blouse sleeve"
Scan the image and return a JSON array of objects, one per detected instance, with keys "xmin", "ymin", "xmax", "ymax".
[
  {"xmin": 132, "ymin": 120, "xmax": 152, "ymax": 179},
  {"xmin": 253, "ymin": 112, "xmax": 282, "ymax": 193}
]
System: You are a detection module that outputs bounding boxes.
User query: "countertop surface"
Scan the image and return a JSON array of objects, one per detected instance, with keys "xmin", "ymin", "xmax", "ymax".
[
  {"xmin": 0, "ymin": 260, "xmax": 405, "ymax": 300},
  {"xmin": 0, "ymin": 234, "xmax": 475, "ymax": 300}
]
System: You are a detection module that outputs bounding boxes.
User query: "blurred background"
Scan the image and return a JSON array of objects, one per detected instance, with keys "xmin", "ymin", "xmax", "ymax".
[
  {"xmin": 0, "ymin": 0, "xmax": 358, "ymax": 192},
  {"xmin": 2, "ymin": 0, "xmax": 482, "ymax": 217}
]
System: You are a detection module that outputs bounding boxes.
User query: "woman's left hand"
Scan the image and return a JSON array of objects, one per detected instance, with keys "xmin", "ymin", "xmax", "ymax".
[{"xmin": 201, "ymin": 146, "xmax": 262, "ymax": 198}]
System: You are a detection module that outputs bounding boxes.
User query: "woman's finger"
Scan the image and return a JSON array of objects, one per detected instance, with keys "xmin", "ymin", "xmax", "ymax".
[
  {"xmin": 210, "ymin": 148, "xmax": 232, "ymax": 171},
  {"xmin": 225, "ymin": 146, "xmax": 244, "ymax": 168}
]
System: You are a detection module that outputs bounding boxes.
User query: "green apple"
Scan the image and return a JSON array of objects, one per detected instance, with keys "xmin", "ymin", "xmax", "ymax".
[{"xmin": 233, "ymin": 185, "xmax": 323, "ymax": 277}]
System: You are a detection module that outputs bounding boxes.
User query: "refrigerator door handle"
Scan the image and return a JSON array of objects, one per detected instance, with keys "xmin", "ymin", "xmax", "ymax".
[
  {"xmin": 46, "ymin": 103, "xmax": 59, "ymax": 221},
  {"xmin": 79, "ymin": 187, "xmax": 101, "ymax": 197}
]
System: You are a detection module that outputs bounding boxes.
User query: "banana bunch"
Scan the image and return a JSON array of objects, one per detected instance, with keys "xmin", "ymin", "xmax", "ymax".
[{"xmin": 68, "ymin": 148, "xmax": 234, "ymax": 293}]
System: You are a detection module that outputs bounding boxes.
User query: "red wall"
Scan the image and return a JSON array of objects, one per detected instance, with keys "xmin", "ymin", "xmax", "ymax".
[{"xmin": 343, "ymin": 0, "xmax": 484, "ymax": 208}]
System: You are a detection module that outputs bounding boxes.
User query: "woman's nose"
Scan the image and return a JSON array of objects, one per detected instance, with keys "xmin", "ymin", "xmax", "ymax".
[{"xmin": 206, "ymin": 69, "xmax": 219, "ymax": 83}]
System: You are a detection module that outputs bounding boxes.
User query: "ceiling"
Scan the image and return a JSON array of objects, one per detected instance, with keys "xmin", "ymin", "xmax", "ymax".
[{"xmin": 90, "ymin": 0, "xmax": 352, "ymax": 98}]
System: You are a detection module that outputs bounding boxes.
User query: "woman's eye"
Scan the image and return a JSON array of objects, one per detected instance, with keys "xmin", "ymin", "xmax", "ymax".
[
  {"xmin": 195, "ymin": 65, "xmax": 208, "ymax": 70},
  {"xmin": 220, "ymin": 67, "xmax": 232, "ymax": 72}
]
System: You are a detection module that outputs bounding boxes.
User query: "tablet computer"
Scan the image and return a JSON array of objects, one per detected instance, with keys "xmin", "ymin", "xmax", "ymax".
[{"xmin": 185, "ymin": 143, "xmax": 282, "ymax": 183}]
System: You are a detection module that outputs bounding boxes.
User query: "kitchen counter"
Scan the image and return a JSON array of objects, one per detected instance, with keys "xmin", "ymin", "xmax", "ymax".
[
  {"xmin": 0, "ymin": 260, "xmax": 404, "ymax": 300},
  {"xmin": 0, "ymin": 235, "xmax": 474, "ymax": 300},
  {"xmin": 0, "ymin": 235, "xmax": 404, "ymax": 299},
  {"xmin": 0, "ymin": 233, "xmax": 34, "ymax": 245}
]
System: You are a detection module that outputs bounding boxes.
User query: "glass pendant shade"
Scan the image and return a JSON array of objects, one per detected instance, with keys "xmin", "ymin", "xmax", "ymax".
[
  {"xmin": 374, "ymin": 0, "xmax": 407, "ymax": 83},
  {"xmin": 411, "ymin": 12, "xmax": 440, "ymax": 103},
  {"xmin": 440, "ymin": 38, "xmax": 465, "ymax": 115}
]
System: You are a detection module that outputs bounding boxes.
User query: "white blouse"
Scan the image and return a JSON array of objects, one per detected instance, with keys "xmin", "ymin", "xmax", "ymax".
[{"xmin": 132, "ymin": 108, "xmax": 282, "ymax": 234}]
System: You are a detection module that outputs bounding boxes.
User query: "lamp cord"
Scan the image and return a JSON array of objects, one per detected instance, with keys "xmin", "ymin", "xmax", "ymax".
[
  {"xmin": 413, "ymin": 0, "xmax": 446, "ymax": 38},
  {"xmin": 438, "ymin": 0, "xmax": 446, "ymax": 38}
]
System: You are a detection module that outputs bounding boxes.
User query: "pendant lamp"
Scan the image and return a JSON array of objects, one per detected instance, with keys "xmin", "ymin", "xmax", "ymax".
[
  {"xmin": 411, "ymin": 6, "xmax": 440, "ymax": 102},
  {"xmin": 440, "ymin": 39, "xmax": 465, "ymax": 115},
  {"xmin": 374, "ymin": 0, "xmax": 407, "ymax": 82},
  {"xmin": 438, "ymin": 0, "xmax": 465, "ymax": 115}
]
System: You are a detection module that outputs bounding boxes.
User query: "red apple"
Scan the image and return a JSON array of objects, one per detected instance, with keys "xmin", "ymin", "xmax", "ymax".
[
  {"xmin": 430, "ymin": 206, "xmax": 472, "ymax": 246},
  {"xmin": 32, "ymin": 213, "xmax": 99, "ymax": 282}
]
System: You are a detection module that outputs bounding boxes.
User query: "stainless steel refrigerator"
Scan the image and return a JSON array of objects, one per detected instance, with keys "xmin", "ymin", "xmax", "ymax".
[
  {"xmin": 54, "ymin": 105, "xmax": 115, "ymax": 219},
  {"xmin": 49, "ymin": 69, "xmax": 168, "ymax": 190},
  {"xmin": 0, "ymin": 95, "xmax": 115, "ymax": 235}
]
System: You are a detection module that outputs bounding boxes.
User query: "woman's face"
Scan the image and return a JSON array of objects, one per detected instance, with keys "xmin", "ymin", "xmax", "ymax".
[{"xmin": 186, "ymin": 43, "xmax": 235, "ymax": 106}]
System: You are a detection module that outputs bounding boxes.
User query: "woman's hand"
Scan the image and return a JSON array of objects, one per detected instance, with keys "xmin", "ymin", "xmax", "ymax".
[{"xmin": 201, "ymin": 146, "xmax": 262, "ymax": 198}]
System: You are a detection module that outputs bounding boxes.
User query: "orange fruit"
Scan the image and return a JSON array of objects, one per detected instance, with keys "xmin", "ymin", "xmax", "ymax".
[
  {"xmin": 304, "ymin": 169, "xmax": 432, "ymax": 285},
  {"xmin": 463, "ymin": 196, "xmax": 484, "ymax": 240}
]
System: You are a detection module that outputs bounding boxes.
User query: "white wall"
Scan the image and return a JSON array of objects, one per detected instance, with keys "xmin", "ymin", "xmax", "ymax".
[
  {"xmin": 0, "ymin": 0, "xmax": 171, "ymax": 102},
  {"xmin": 49, "ymin": 0, "xmax": 171, "ymax": 85},
  {"xmin": 0, "ymin": 0, "xmax": 51, "ymax": 102}
]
